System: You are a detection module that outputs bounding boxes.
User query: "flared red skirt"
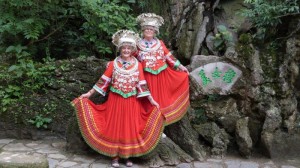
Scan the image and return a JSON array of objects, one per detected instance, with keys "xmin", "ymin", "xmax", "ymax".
[
  {"xmin": 72, "ymin": 92, "xmax": 164, "ymax": 158},
  {"xmin": 144, "ymin": 67, "xmax": 190, "ymax": 125}
]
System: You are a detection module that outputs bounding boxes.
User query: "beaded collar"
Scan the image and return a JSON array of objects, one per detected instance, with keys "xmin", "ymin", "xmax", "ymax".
[
  {"xmin": 117, "ymin": 57, "xmax": 135, "ymax": 69},
  {"xmin": 137, "ymin": 38, "xmax": 161, "ymax": 52},
  {"xmin": 114, "ymin": 56, "xmax": 138, "ymax": 75}
]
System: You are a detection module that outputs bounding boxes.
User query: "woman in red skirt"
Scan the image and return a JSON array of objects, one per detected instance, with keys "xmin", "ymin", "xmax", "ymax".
[
  {"xmin": 72, "ymin": 30, "xmax": 163, "ymax": 167},
  {"xmin": 135, "ymin": 13, "xmax": 190, "ymax": 125}
]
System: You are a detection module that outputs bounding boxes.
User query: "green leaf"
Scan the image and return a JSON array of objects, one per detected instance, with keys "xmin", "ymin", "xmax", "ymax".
[
  {"xmin": 5, "ymin": 46, "xmax": 15, "ymax": 53},
  {"xmin": 217, "ymin": 25, "xmax": 227, "ymax": 32},
  {"xmin": 8, "ymin": 65, "xmax": 17, "ymax": 72}
]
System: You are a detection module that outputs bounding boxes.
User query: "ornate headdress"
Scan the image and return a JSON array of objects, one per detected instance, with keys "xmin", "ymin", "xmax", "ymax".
[
  {"xmin": 112, "ymin": 30, "xmax": 140, "ymax": 51},
  {"xmin": 136, "ymin": 13, "xmax": 164, "ymax": 33}
]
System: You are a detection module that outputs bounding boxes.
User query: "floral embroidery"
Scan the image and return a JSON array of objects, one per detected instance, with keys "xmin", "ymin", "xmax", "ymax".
[
  {"xmin": 111, "ymin": 57, "xmax": 139, "ymax": 94},
  {"xmin": 140, "ymin": 84, "xmax": 149, "ymax": 92},
  {"xmin": 137, "ymin": 39, "xmax": 165, "ymax": 69},
  {"xmin": 97, "ymin": 78, "xmax": 105, "ymax": 85}
]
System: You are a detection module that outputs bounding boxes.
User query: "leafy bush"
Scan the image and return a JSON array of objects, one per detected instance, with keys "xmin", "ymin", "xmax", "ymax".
[
  {"xmin": 241, "ymin": 0, "xmax": 299, "ymax": 39},
  {"xmin": 0, "ymin": 45, "xmax": 56, "ymax": 114},
  {"xmin": 212, "ymin": 25, "xmax": 234, "ymax": 54},
  {"xmin": 27, "ymin": 115, "xmax": 52, "ymax": 129},
  {"xmin": 0, "ymin": 0, "xmax": 137, "ymax": 59},
  {"xmin": 79, "ymin": 0, "xmax": 137, "ymax": 56}
]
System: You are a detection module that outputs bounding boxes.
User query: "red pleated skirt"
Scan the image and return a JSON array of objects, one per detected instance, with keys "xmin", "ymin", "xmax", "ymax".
[
  {"xmin": 72, "ymin": 92, "xmax": 164, "ymax": 158},
  {"xmin": 143, "ymin": 66, "xmax": 190, "ymax": 125}
]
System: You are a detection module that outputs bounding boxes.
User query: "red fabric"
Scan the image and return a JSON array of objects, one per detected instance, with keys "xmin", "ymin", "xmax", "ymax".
[
  {"xmin": 137, "ymin": 39, "xmax": 190, "ymax": 125},
  {"xmin": 72, "ymin": 57, "xmax": 165, "ymax": 158},
  {"xmin": 142, "ymin": 66, "xmax": 190, "ymax": 125},
  {"xmin": 160, "ymin": 41, "xmax": 179, "ymax": 68}
]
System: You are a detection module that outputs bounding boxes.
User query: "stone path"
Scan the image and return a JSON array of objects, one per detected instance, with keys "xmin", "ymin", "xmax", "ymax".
[{"xmin": 0, "ymin": 136, "xmax": 299, "ymax": 168}]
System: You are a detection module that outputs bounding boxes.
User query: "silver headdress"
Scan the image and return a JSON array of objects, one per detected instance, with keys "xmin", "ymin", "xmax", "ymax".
[
  {"xmin": 112, "ymin": 30, "xmax": 140, "ymax": 51},
  {"xmin": 136, "ymin": 13, "xmax": 164, "ymax": 33}
]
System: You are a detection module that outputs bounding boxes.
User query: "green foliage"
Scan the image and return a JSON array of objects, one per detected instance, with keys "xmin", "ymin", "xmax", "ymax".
[
  {"xmin": 79, "ymin": 0, "xmax": 137, "ymax": 56},
  {"xmin": 26, "ymin": 102, "xmax": 57, "ymax": 129},
  {"xmin": 0, "ymin": 45, "xmax": 56, "ymax": 114},
  {"xmin": 212, "ymin": 25, "xmax": 234, "ymax": 53},
  {"xmin": 241, "ymin": 0, "xmax": 299, "ymax": 39},
  {"xmin": 27, "ymin": 115, "xmax": 52, "ymax": 129},
  {"xmin": 0, "ymin": 0, "xmax": 137, "ymax": 59},
  {"xmin": 236, "ymin": 33, "xmax": 254, "ymax": 60}
]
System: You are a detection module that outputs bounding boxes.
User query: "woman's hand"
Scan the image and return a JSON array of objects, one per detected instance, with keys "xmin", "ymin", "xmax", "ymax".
[
  {"xmin": 179, "ymin": 65, "xmax": 189, "ymax": 74},
  {"xmin": 148, "ymin": 95, "xmax": 160, "ymax": 109},
  {"xmin": 80, "ymin": 89, "xmax": 95, "ymax": 98}
]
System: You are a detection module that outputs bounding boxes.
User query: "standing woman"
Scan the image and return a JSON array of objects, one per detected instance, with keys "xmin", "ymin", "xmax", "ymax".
[
  {"xmin": 136, "ymin": 13, "xmax": 190, "ymax": 125},
  {"xmin": 72, "ymin": 30, "xmax": 164, "ymax": 167}
]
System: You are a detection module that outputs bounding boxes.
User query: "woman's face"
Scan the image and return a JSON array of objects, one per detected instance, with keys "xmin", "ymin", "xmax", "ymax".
[
  {"xmin": 143, "ymin": 26, "xmax": 156, "ymax": 39},
  {"xmin": 120, "ymin": 45, "xmax": 133, "ymax": 58}
]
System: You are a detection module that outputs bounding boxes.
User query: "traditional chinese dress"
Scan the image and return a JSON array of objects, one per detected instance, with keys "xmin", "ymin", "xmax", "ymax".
[
  {"xmin": 136, "ymin": 38, "xmax": 190, "ymax": 125},
  {"xmin": 72, "ymin": 56, "xmax": 164, "ymax": 158}
]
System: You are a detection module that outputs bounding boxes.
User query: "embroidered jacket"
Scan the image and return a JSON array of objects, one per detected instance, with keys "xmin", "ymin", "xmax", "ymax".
[
  {"xmin": 93, "ymin": 57, "xmax": 150, "ymax": 98},
  {"xmin": 136, "ymin": 38, "xmax": 180, "ymax": 74}
]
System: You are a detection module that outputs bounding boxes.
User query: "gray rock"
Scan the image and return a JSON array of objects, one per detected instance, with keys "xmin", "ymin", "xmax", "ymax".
[
  {"xmin": 176, "ymin": 163, "xmax": 192, "ymax": 168},
  {"xmin": 261, "ymin": 130, "xmax": 300, "ymax": 159},
  {"xmin": 240, "ymin": 161, "xmax": 259, "ymax": 168},
  {"xmin": 0, "ymin": 152, "xmax": 48, "ymax": 168},
  {"xmin": 2, "ymin": 143, "xmax": 33, "ymax": 152},
  {"xmin": 48, "ymin": 158, "xmax": 60, "ymax": 168},
  {"xmin": 72, "ymin": 154, "xmax": 96, "ymax": 163},
  {"xmin": 235, "ymin": 117, "xmax": 253, "ymax": 158},
  {"xmin": 174, "ymin": 1, "xmax": 206, "ymax": 60},
  {"xmin": 48, "ymin": 153, "xmax": 68, "ymax": 160},
  {"xmin": 0, "ymin": 139, "xmax": 15, "ymax": 144},
  {"xmin": 249, "ymin": 50, "xmax": 264, "ymax": 86},
  {"xmin": 36, "ymin": 148, "xmax": 60, "ymax": 154},
  {"xmin": 224, "ymin": 159, "xmax": 241, "ymax": 168},
  {"xmin": 164, "ymin": 115, "xmax": 206, "ymax": 161},
  {"xmin": 193, "ymin": 161, "xmax": 223, "ymax": 168},
  {"xmin": 263, "ymin": 106, "xmax": 281, "ymax": 132},
  {"xmin": 190, "ymin": 55, "xmax": 223, "ymax": 71},
  {"xmin": 190, "ymin": 62, "xmax": 242, "ymax": 95},
  {"xmin": 197, "ymin": 97, "xmax": 245, "ymax": 135},
  {"xmin": 141, "ymin": 135, "xmax": 193, "ymax": 166},
  {"xmin": 193, "ymin": 122, "xmax": 229, "ymax": 157},
  {"xmin": 58, "ymin": 161, "xmax": 78, "ymax": 167}
]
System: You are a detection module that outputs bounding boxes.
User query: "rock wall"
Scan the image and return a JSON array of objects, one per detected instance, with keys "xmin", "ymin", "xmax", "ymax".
[{"xmin": 0, "ymin": 57, "xmax": 108, "ymax": 139}]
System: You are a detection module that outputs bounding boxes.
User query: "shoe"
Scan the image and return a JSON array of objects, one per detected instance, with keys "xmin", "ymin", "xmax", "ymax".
[
  {"xmin": 111, "ymin": 157, "xmax": 119, "ymax": 167},
  {"xmin": 126, "ymin": 159, "xmax": 133, "ymax": 167}
]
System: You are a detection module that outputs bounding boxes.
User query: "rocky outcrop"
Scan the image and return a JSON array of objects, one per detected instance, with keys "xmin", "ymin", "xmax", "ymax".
[
  {"xmin": 164, "ymin": 115, "xmax": 206, "ymax": 161},
  {"xmin": 235, "ymin": 117, "xmax": 253, "ymax": 158},
  {"xmin": 193, "ymin": 122, "xmax": 230, "ymax": 158}
]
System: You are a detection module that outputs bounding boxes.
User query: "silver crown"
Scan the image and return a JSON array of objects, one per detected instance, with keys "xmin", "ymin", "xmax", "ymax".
[
  {"xmin": 112, "ymin": 30, "xmax": 140, "ymax": 50},
  {"xmin": 136, "ymin": 13, "xmax": 164, "ymax": 32}
]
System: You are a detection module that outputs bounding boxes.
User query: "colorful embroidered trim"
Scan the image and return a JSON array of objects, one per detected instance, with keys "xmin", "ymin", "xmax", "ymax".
[
  {"xmin": 144, "ymin": 64, "xmax": 168, "ymax": 75},
  {"xmin": 110, "ymin": 87, "xmax": 137, "ymax": 98},
  {"xmin": 93, "ymin": 85, "xmax": 106, "ymax": 96},
  {"xmin": 161, "ymin": 88, "xmax": 190, "ymax": 125},
  {"xmin": 71, "ymin": 98, "xmax": 165, "ymax": 158}
]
